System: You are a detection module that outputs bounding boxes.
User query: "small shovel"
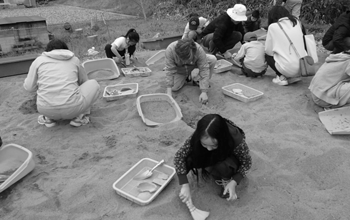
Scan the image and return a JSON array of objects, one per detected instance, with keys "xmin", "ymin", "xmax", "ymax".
[{"xmin": 135, "ymin": 159, "xmax": 165, "ymax": 180}]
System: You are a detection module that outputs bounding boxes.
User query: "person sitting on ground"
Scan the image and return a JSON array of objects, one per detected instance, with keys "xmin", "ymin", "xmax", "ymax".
[
  {"xmin": 309, "ymin": 50, "xmax": 350, "ymax": 109},
  {"xmin": 200, "ymin": 4, "xmax": 247, "ymax": 59},
  {"xmin": 243, "ymin": 9, "xmax": 261, "ymax": 32},
  {"xmin": 165, "ymin": 39, "xmax": 217, "ymax": 104},
  {"xmin": 23, "ymin": 39, "xmax": 100, "ymax": 127},
  {"xmin": 265, "ymin": 6, "xmax": 307, "ymax": 86},
  {"xmin": 174, "ymin": 114, "xmax": 252, "ymax": 203},
  {"xmin": 322, "ymin": 10, "xmax": 350, "ymax": 54},
  {"xmin": 232, "ymin": 32, "xmax": 267, "ymax": 77},
  {"xmin": 182, "ymin": 13, "xmax": 210, "ymax": 42},
  {"xmin": 104, "ymin": 28, "xmax": 140, "ymax": 63}
]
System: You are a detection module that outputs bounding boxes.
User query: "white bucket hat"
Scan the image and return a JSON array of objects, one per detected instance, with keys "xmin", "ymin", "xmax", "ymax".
[{"xmin": 227, "ymin": 4, "xmax": 247, "ymax": 21}]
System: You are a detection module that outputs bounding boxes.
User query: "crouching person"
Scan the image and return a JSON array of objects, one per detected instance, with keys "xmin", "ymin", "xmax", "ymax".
[
  {"xmin": 309, "ymin": 50, "xmax": 350, "ymax": 109},
  {"xmin": 24, "ymin": 39, "xmax": 100, "ymax": 127},
  {"xmin": 165, "ymin": 39, "xmax": 217, "ymax": 104}
]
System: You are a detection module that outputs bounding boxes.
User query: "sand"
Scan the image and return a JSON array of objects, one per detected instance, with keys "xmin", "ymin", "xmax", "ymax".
[{"xmin": 1, "ymin": 49, "xmax": 350, "ymax": 220}]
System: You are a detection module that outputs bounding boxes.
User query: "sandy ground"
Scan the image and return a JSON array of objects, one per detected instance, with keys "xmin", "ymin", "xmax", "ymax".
[{"xmin": 1, "ymin": 48, "xmax": 350, "ymax": 220}]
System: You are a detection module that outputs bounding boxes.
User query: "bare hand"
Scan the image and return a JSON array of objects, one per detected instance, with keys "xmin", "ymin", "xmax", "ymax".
[
  {"xmin": 223, "ymin": 51, "xmax": 232, "ymax": 59},
  {"xmin": 223, "ymin": 180, "xmax": 238, "ymax": 201},
  {"xmin": 199, "ymin": 92, "xmax": 208, "ymax": 104},
  {"xmin": 179, "ymin": 184, "xmax": 191, "ymax": 203}
]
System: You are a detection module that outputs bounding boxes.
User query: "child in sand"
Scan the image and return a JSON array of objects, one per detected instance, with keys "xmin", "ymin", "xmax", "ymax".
[
  {"xmin": 174, "ymin": 114, "xmax": 252, "ymax": 202},
  {"xmin": 232, "ymin": 32, "xmax": 267, "ymax": 77},
  {"xmin": 24, "ymin": 39, "xmax": 100, "ymax": 127},
  {"xmin": 104, "ymin": 28, "xmax": 140, "ymax": 63}
]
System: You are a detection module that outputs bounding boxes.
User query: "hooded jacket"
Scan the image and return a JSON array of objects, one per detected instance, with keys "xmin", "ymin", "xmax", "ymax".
[
  {"xmin": 322, "ymin": 11, "xmax": 350, "ymax": 54},
  {"xmin": 24, "ymin": 50, "xmax": 87, "ymax": 107},
  {"xmin": 201, "ymin": 12, "xmax": 245, "ymax": 54},
  {"xmin": 309, "ymin": 52, "xmax": 350, "ymax": 106}
]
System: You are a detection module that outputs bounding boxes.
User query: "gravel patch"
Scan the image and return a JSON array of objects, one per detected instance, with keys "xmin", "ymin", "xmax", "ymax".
[{"xmin": 0, "ymin": 5, "xmax": 136, "ymax": 25}]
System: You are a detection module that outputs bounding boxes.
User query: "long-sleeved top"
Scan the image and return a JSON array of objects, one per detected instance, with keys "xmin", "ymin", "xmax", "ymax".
[
  {"xmin": 322, "ymin": 11, "xmax": 350, "ymax": 54},
  {"xmin": 234, "ymin": 40, "xmax": 267, "ymax": 73},
  {"xmin": 174, "ymin": 119, "xmax": 252, "ymax": 185},
  {"xmin": 309, "ymin": 52, "xmax": 350, "ymax": 106},
  {"xmin": 265, "ymin": 17, "xmax": 307, "ymax": 78},
  {"xmin": 165, "ymin": 41, "xmax": 210, "ymax": 92},
  {"xmin": 23, "ymin": 50, "xmax": 87, "ymax": 107},
  {"xmin": 201, "ymin": 12, "xmax": 245, "ymax": 54},
  {"xmin": 182, "ymin": 17, "xmax": 209, "ymax": 39}
]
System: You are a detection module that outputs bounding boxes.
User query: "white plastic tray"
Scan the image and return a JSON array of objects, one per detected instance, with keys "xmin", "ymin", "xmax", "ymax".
[
  {"xmin": 222, "ymin": 83, "xmax": 264, "ymax": 103},
  {"xmin": 82, "ymin": 58, "xmax": 120, "ymax": 81},
  {"xmin": 318, "ymin": 106, "xmax": 350, "ymax": 135},
  {"xmin": 103, "ymin": 83, "xmax": 138, "ymax": 102},
  {"xmin": 136, "ymin": 93, "xmax": 183, "ymax": 126},
  {"xmin": 112, "ymin": 158, "xmax": 175, "ymax": 206},
  {"xmin": 0, "ymin": 144, "xmax": 35, "ymax": 193},
  {"xmin": 121, "ymin": 67, "xmax": 152, "ymax": 77},
  {"xmin": 214, "ymin": 59, "xmax": 233, "ymax": 74}
]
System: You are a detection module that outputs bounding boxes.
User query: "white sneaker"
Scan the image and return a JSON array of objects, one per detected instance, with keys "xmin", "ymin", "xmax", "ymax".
[
  {"xmin": 70, "ymin": 115, "xmax": 90, "ymax": 127},
  {"xmin": 272, "ymin": 75, "xmax": 288, "ymax": 86}
]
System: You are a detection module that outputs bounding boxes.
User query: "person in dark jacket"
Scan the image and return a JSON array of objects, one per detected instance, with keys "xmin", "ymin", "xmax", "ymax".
[
  {"xmin": 201, "ymin": 4, "xmax": 247, "ymax": 59},
  {"xmin": 322, "ymin": 11, "xmax": 350, "ymax": 54},
  {"xmin": 244, "ymin": 9, "xmax": 261, "ymax": 32}
]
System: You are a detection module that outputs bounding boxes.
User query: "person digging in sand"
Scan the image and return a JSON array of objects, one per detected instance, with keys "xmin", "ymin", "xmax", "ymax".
[
  {"xmin": 104, "ymin": 28, "xmax": 140, "ymax": 64},
  {"xmin": 174, "ymin": 114, "xmax": 252, "ymax": 203},
  {"xmin": 165, "ymin": 39, "xmax": 217, "ymax": 104},
  {"xmin": 24, "ymin": 39, "xmax": 100, "ymax": 127}
]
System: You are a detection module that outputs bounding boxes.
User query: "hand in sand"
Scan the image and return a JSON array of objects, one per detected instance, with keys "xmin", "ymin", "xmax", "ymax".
[
  {"xmin": 223, "ymin": 179, "xmax": 238, "ymax": 201},
  {"xmin": 223, "ymin": 51, "xmax": 232, "ymax": 59},
  {"xmin": 199, "ymin": 92, "xmax": 208, "ymax": 104},
  {"xmin": 179, "ymin": 183, "xmax": 191, "ymax": 203}
]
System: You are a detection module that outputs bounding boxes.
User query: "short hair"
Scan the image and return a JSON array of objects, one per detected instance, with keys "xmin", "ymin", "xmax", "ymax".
[
  {"xmin": 45, "ymin": 39, "xmax": 69, "ymax": 52},
  {"xmin": 175, "ymin": 39, "xmax": 197, "ymax": 61},
  {"xmin": 252, "ymin": 9, "xmax": 260, "ymax": 18}
]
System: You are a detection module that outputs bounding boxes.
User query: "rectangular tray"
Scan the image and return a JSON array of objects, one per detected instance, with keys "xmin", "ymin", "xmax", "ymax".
[
  {"xmin": 222, "ymin": 83, "xmax": 264, "ymax": 103},
  {"xmin": 112, "ymin": 158, "xmax": 175, "ymax": 206},
  {"xmin": 0, "ymin": 144, "xmax": 35, "ymax": 193},
  {"xmin": 82, "ymin": 58, "xmax": 120, "ymax": 81},
  {"xmin": 136, "ymin": 93, "xmax": 183, "ymax": 127},
  {"xmin": 214, "ymin": 59, "xmax": 233, "ymax": 74},
  {"xmin": 121, "ymin": 67, "xmax": 152, "ymax": 77},
  {"xmin": 103, "ymin": 83, "xmax": 138, "ymax": 101},
  {"xmin": 318, "ymin": 106, "xmax": 350, "ymax": 135}
]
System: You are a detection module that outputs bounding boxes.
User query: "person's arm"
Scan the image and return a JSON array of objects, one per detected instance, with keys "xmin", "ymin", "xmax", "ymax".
[
  {"xmin": 213, "ymin": 25, "xmax": 229, "ymax": 54},
  {"xmin": 174, "ymin": 136, "xmax": 193, "ymax": 185},
  {"xmin": 182, "ymin": 23, "xmax": 190, "ymax": 39},
  {"xmin": 164, "ymin": 46, "xmax": 178, "ymax": 95},
  {"xmin": 333, "ymin": 26, "xmax": 349, "ymax": 52},
  {"xmin": 265, "ymin": 24, "xmax": 275, "ymax": 56},
  {"xmin": 234, "ymin": 44, "xmax": 246, "ymax": 61},
  {"xmin": 23, "ymin": 59, "xmax": 39, "ymax": 92},
  {"xmin": 77, "ymin": 63, "xmax": 88, "ymax": 85},
  {"xmin": 196, "ymin": 47, "xmax": 210, "ymax": 103},
  {"xmin": 231, "ymin": 138, "xmax": 252, "ymax": 184}
]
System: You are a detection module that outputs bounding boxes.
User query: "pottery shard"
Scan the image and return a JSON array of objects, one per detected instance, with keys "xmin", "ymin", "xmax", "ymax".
[
  {"xmin": 152, "ymin": 178, "xmax": 166, "ymax": 186},
  {"xmin": 158, "ymin": 173, "xmax": 169, "ymax": 180}
]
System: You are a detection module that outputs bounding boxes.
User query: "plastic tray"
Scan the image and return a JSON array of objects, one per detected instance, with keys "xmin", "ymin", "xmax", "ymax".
[
  {"xmin": 82, "ymin": 58, "xmax": 120, "ymax": 81},
  {"xmin": 103, "ymin": 83, "xmax": 138, "ymax": 102},
  {"xmin": 145, "ymin": 50, "xmax": 165, "ymax": 66},
  {"xmin": 0, "ymin": 144, "xmax": 35, "ymax": 193},
  {"xmin": 136, "ymin": 93, "xmax": 183, "ymax": 127},
  {"xmin": 222, "ymin": 83, "xmax": 264, "ymax": 103},
  {"xmin": 112, "ymin": 158, "xmax": 176, "ymax": 206},
  {"xmin": 121, "ymin": 67, "xmax": 152, "ymax": 77},
  {"xmin": 318, "ymin": 106, "xmax": 350, "ymax": 135},
  {"xmin": 214, "ymin": 59, "xmax": 233, "ymax": 74}
]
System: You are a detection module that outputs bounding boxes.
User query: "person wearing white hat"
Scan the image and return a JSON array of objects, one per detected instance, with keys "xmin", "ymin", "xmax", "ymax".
[{"xmin": 200, "ymin": 4, "xmax": 247, "ymax": 59}]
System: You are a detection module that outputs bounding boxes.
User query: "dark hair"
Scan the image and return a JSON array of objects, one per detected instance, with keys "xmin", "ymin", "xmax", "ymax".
[
  {"xmin": 45, "ymin": 39, "xmax": 69, "ymax": 52},
  {"xmin": 125, "ymin": 28, "xmax": 140, "ymax": 43},
  {"xmin": 267, "ymin": 6, "xmax": 297, "ymax": 27},
  {"xmin": 188, "ymin": 12, "xmax": 199, "ymax": 19},
  {"xmin": 188, "ymin": 114, "xmax": 235, "ymax": 181},
  {"xmin": 175, "ymin": 39, "xmax": 197, "ymax": 61},
  {"xmin": 252, "ymin": 9, "xmax": 260, "ymax": 18}
]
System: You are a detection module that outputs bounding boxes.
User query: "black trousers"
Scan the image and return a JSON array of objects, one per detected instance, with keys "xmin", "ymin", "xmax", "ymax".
[
  {"xmin": 265, "ymin": 54, "xmax": 282, "ymax": 76},
  {"xmin": 104, "ymin": 44, "xmax": 136, "ymax": 58}
]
